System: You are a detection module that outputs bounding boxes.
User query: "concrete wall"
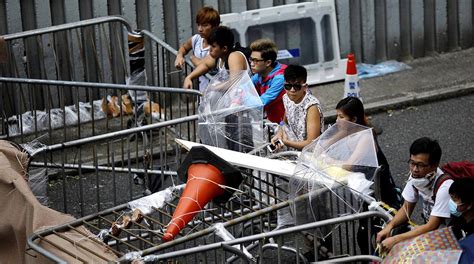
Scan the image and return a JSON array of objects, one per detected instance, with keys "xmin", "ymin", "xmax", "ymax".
[{"xmin": 0, "ymin": 0, "xmax": 473, "ymax": 63}]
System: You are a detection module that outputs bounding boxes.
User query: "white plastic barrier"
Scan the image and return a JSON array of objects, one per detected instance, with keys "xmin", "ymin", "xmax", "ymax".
[{"xmin": 221, "ymin": 0, "xmax": 346, "ymax": 85}]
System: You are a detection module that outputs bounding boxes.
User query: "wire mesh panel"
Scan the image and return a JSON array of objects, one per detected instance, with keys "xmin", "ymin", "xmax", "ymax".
[
  {"xmin": 28, "ymin": 163, "xmax": 388, "ymax": 263},
  {"xmin": 124, "ymin": 211, "xmax": 387, "ymax": 263},
  {"xmin": 0, "ymin": 78, "xmax": 201, "ymax": 217}
]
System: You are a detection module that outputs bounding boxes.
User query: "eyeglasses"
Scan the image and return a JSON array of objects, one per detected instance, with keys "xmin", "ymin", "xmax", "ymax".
[
  {"xmin": 249, "ymin": 57, "xmax": 265, "ymax": 63},
  {"xmin": 284, "ymin": 83, "xmax": 306, "ymax": 91},
  {"xmin": 407, "ymin": 159, "xmax": 431, "ymax": 169}
]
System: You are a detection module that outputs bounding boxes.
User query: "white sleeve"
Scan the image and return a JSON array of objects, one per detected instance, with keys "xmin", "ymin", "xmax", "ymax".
[
  {"xmin": 402, "ymin": 180, "xmax": 418, "ymax": 203},
  {"xmin": 430, "ymin": 179, "xmax": 454, "ymax": 218}
]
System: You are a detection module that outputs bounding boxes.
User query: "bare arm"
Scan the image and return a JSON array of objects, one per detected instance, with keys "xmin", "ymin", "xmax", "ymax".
[
  {"xmin": 190, "ymin": 55, "xmax": 204, "ymax": 66},
  {"xmin": 227, "ymin": 52, "xmax": 248, "ymax": 73},
  {"xmin": 281, "ymin": 105, "xmax": 321, "ymax": 150},
  {"xmin": 381, "ymin": 215, "xmax": 444, "ymax": 251},
  {"xmin": 175, "ymin": 37, "xmax": 193, "ymax": 69},
  {"xmin": 183, "ymin": 55, "xmax": 216, "ymax": 89},
  {"xmin": 376, "ymin": 200, "xmax": 415, "ymax": 250}
]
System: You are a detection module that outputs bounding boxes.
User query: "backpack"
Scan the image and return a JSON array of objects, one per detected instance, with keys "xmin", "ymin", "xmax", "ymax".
[{"xmin": 432, "ymin": 161, "xmax": 474, "ymax": 202}]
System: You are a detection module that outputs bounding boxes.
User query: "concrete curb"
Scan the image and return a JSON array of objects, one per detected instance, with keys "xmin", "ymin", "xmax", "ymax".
[{"xmin": 323, "ymin": 81, "xmax": 474, "ymax": 122}]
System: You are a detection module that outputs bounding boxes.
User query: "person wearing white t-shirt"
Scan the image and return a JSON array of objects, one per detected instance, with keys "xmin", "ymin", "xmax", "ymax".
[{"xmin": 376, "ymin": 137, "xmax": 452, "ymax": 252}]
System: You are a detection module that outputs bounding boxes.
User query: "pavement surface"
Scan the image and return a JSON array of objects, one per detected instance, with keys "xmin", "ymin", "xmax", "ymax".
[{"xmin": 310, "ymin": 47, "xmax": 474, "ymax": 120}]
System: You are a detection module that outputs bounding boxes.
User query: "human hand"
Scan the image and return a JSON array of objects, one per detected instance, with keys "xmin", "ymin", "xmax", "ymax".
[
  {"xmin": 270, "ymin": 135, "xmax": 284, "ymax": 152},
  {"xmin": 183, "ymin": 77, "xmax": 193, "ymax": 89},
  {"xmin": 376, "ymin": 226, "xmax": 392, "ymax": 243},
  {"xmin": 175, "ymin": 55, "xmax": 185, "ymax": 69},
  {"xmin": 381, "ymin": 236, "xmax": 399, "ymax": 252}
]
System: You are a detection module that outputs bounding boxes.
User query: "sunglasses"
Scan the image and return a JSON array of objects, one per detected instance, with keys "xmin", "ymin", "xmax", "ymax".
[{"xmin": 284, "ymin": 83, "xmax": 306, "ymax": 91}]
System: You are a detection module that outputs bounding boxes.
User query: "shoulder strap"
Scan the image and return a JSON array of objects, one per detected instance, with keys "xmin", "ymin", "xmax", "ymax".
[{"xmin": 432, "ymin": 173, "xmax": 453, "ymax": 202}]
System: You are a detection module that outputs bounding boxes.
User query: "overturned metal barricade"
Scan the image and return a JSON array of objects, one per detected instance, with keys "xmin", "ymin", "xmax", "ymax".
[
  {"xmin": 121, "ymin": 211, "xmax": 387, "ymax": 263},
  {"xmin": 27, "ymin": 166, "xmax": 387, "ymax": 263}
]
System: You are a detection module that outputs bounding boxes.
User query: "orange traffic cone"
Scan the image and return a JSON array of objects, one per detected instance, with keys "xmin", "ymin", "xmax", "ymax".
[
  {"xmin": 343, "ymin": 53, "xmax": 361, "ymax": 100},
  {"xmin": 162, "ymin": 146, "xmax": 242, "ymax": 242}
]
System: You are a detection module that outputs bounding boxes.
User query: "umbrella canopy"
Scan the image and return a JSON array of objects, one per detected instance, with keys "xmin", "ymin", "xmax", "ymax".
[
  {"xmin": 382, "ymin": 227, "xmax": 462, "ymax": 263},
  {"xmin": 198, "ymin": 70, "xmax": 264, "ymax": 153},
  {"xmin": 289, "ymin": 120, "xmax": 379, "ymax": 226}
]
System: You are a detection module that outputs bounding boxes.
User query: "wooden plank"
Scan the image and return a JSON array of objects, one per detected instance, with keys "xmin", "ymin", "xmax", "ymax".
[{"xmin": 175, "ymin": 139, "xmax": 296, "ymax": 178}]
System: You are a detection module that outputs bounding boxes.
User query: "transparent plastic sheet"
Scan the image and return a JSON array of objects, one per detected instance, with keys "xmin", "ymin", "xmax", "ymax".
[
  {"xmin": 17, "ymin": 136, "xmax": 49, "ymax": 204},
  {"xmin": 128, "ymin": 184, "xmax": 185, "ymax": 215},
  {"xmin": 28, "ymin": 168, "xmax": 48, "ymax": 205},
  {"xmin": 213, "ymin": 222, "xmax": 254, "ymax": 260},
  {"xmin": 127, "ymin": 68, "xmax": 148, "ymax": 104},
  {"xmin": 7, "ymin": 99, "xmax": 104, "ymax": 136},
  {"xmin": 357, "ymin": 60, "xmax": 412, "ymax": 79},
  {"xmin": 289, "ymin": 120, "xmax": 379, "ymax": 237},
  {"xmin": 96, "ymin": 184, "xmax": 185, "ymax": 244},
  {"xmin": 198, "ymin": 70, "xmax": 264, "ymax": 153}
]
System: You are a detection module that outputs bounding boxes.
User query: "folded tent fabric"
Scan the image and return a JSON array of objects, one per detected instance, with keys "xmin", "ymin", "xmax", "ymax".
[{"xmin": 0, "ymin": 140, "xmax": 117, "ymax": 263}]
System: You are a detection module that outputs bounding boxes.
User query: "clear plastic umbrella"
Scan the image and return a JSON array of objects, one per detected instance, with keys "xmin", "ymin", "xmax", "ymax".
[
  {"xmin": 288, "ymin": 120, "xmax": 379, "ymax": 230},
  {"xmin": 198, "ymin": 70, "xmax": 265, "ymax": 153}
]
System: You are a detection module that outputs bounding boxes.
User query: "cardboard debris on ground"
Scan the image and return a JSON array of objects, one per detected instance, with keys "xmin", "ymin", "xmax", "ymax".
[{"xmin": 0, "ymin": 140, "xmax": 117, "ymax": 263}]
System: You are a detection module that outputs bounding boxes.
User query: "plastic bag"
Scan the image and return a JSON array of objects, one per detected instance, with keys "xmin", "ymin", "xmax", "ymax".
[
  {"xmin": 198, "ymin": 70, "xmax": 264, "ymax": 153},
  {"xmin": 358, "ymin": 60, "xmax": 412, "ymax": 79}
]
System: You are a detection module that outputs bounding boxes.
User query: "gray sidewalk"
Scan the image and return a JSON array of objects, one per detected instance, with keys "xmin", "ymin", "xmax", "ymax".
[{"xmin": 310, "ymin": 47, "xmax": 474, "ymax": 120}]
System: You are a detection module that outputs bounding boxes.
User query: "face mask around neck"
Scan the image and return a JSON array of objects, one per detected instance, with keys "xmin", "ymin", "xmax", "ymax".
[{"xmin": 410, "ymin": 171, "xmax": 436, "ymax": 190}]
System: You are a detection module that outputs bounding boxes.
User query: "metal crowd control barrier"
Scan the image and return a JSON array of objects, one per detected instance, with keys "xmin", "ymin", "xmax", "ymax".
[
  {"xmin": 0, "ymin": 16, "xmax": 132, "ymax": 118},
  {"xmin": 123, "ymin": 211, "xmax": 387, "ymax": 263},
  {"xmin": 27, "ymin": 169, "xmax": 387, "ymax": 263},
  {"xmin": 1, "ymin": 15, "xmax": 201, "ymax": 137},
  {"xmin": 0, "ymin": 76, "xmax": 201, "ymax": 217},
  {"xmin": 220, "ymin": 1, "xmax": 347, "ymax": 85}
]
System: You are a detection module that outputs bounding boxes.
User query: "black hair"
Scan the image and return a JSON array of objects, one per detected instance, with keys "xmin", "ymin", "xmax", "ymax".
[
  {"xmin": 449, "ymin": 178, "xmax": 474, "ymax": 204},
  {"xmin": 409, "ymin": 137, "xmax": 442, "ymax": 165},
  {"xmin": 208, "ymin": 26, "xmax": 234, "ymax": 52},
  {"xmin": 336, "ymin": 97, "xmax": 368, "ymax": 126},
  {"xmin": 284, "ymin": 64, "xmax": 307, "ymax": 83}
]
